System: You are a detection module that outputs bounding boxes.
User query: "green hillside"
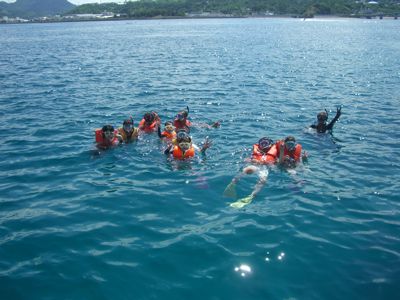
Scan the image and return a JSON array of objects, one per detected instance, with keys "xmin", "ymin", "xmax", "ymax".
[{"xmin": 67, "ymin": 0, "xmax": 400, "ymax": 18}]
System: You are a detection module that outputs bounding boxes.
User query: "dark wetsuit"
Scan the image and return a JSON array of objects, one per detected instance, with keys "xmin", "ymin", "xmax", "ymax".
[{"xmin": 311, "ymin": 110, "xmax": 341, "ymax": 133}]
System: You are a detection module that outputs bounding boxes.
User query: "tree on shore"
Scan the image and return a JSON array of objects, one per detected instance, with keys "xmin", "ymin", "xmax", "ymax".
[{"xmin": 66, "ymin": 0, "xmax": 400, "ymax": 18}]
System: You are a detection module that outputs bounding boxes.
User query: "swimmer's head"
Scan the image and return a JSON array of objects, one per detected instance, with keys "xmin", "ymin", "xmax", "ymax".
[
  {"xmin": 181, "ymin": 109, "xmax": 188, "ymax": 118},
  {"xmin": 123, "ymin": 118, "xmax": 134, "ymax": 132},
  {"xmin": 144, "ymin": 112, "xmax": 155, "ymax": 124},
  {"xmin": 284, "ymin": 136, "xmax": 297, "ymax": 151},
  {"xmin": 176, "ymin": 107, "xmax": 189, "ymax": 121},
  {"xmin": 175, "ymin": 113, "xmax": 185, "ymax": 121},
  {"xmin": 176, "ymin": 131, "xmax": 191, "ymax": 151},
  {"xmin": 317, "ymin": 111, "xmax": 328, "ymax": 123},
  {"xmin": 258, "ymin": 137, "xmax": 273, "ymax": 152},
  {"xmin": 164, "ymin": 121, "xmax": 174, "ymax": 132},
  {"xmin": 176, "ymin": 130, "xmax": 190, "ymax": 142},
  {"xmin": 102, "ymin": 125, "xmax": 115, "ymax": 141}
]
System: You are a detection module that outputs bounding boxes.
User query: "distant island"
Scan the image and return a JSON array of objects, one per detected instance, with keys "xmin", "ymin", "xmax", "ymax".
[
  {"xmin": 0, "ymin": 0, "xmax": 74, "ymax": 19},
  {"xmin": 1, "ymin": 0, "xmax": 399, "ymax": 23}
]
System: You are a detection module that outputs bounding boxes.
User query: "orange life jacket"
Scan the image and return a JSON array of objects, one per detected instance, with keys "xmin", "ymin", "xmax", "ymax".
[
  {"xmin": 276, "ymin": 141, "xmax": 302, "ymax": 162},
  {"xmin": 95, "ymin": 129, "xmax": 119, "ymax": 149},
  {"xmin": 172, "ymin": 145, "xmax": 195, "ymax": 160},
  {"xmin": 162, "ymin": 130, "xmax": 176, "ymax": 140},
  {"xmin": 252, "ymin": 144, "xmax": 277, "ymax": 164},
  {"xmin": 174, "ymin": 119, "xmax": 192, "ymax": 130},
  {"xmin": 139, "ymin": 119, "xmax": 157, "ymax": 132}
]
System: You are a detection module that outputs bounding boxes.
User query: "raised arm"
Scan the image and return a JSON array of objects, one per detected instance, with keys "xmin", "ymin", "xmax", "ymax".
[
  {"xmin": 327, "ymin": 106, "xmax": 342, "ymax": 130},
  {"xmin": 200, "ymin": 137, "xmax": 212, "ymax": 154},
  {"xmin": 157, "ymin": 126, "xmax": 164, "ymax": 138}
]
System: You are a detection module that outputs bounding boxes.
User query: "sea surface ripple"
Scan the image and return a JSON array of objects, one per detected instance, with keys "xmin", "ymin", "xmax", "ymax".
[{"xmin": 0, "ymin": 18, "xmax": 399, "ymax": 299}]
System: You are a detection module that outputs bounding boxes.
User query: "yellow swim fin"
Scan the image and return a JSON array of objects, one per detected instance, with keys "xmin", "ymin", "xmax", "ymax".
[
  {"xmin": 223, "ymin": 182, "xmax": 237, "ymax": 198},
  {"xmin": 229, "ymin": 195, "xmax": 254, "ymax": 209}
]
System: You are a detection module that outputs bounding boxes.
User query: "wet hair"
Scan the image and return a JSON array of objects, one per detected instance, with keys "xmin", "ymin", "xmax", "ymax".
[
  {"xmin": 164, "ymin": 121, "xmax": 173, "ymax": 126},
  {"xmin": 317, "ymin": 111, "xmax": 328, "ymax": 122},
  {"xmin": 284, "ymin": 136, "xmax": 296, "ymax": 143},
  {"xmin": 123, "ymin": 118, "xmax": 133, "ymax": 126},
  {"xmin": 144, "ymin": 112, "xmax": 155, "ymax": 123},
  {"xmin": 176, "ymin": 130, "xmax": 191, "ymax": 143},
  {"xmin": 102, "ymin": 125, "xmax": 114, "ymax": 132}
]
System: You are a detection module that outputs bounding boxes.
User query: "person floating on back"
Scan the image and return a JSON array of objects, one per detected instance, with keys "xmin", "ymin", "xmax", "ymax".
[
  {"xmin": 224, "ymin": 137, "xmax": 278, "ymax": 208},
  {"xmin": 164, "ymin": 130, "xmax": 211, "ymax": 160},
  {"xmin": 276, "ymin": 136, "xmax": 307, "ymax": 169},
  {"xmin": 117, "ymin": 118, "xmax": 138, "ymax": 143},
  {"xmin": 158, "ymin": 121, "xmax": 176, "ymax": 143},
  {"xmin": 310, "ymin": 106, "xmax": 342, "ymax": 133},
  {"xmin": 139, "ymin": 111, "xmax": 160, "ymax": 133},
  {"xmin": 95, "ymin": 125, "xmax": 120, "ymax": 150}
]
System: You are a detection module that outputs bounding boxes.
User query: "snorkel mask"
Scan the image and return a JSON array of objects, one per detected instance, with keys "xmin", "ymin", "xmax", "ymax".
[
  {"xmin": 258, "ymin": 137, "xmax": 273, "ymax": 152},
  {"xmin": 175, "ymin": 106, "xmax": 189, "ymax": 121},
  {"xmin": 285, "ymin": 140, "xmax": 297, "ymax": 151},
  {"xmin": 123, "ymin": 118, "xmax": 134, "ymax": 132},
  {"xmin": 179, "ymin": 141, "xmax": 191, "ymax": 151},
  {"xmin": 176, "ymin": 130, "xmax": 191, "ymax": 151}
]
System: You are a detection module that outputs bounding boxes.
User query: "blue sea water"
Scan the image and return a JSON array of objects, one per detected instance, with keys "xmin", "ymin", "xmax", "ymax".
[{"xmin": 0, "ymin": 17, "xmax": 399, "ymax": 299}]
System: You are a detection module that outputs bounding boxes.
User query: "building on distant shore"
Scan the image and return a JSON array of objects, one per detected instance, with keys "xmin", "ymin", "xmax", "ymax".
[{"xmin": 1, "ymin": 16, "xmax": 29, "ymax": 23}]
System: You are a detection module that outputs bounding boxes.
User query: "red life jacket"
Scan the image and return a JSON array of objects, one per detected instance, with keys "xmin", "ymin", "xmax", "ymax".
[
  {"xmin": 174, "ymin": 119, "xmax": 192, "ymax": 130},
  {"xmin": 162, "ymin": 131, "xmax": 176, "ymax": 140},
  {"xmin": 139, "ymin": 119, "xmax": 157, "ymax": 132},
  {"xmin": 95, "ymin": 129, "xmax": 119, "ymax": 149},
  {"xmin": 172, "ymin": 145, "xmax": 195, "ymax": 160},
  {"xmin": 252, "ymin": 144, "xmax": 277, "ymax": 164},
  {"xmin": 276, "ymin": 141, "xmax": 302, "ymax": 162}
]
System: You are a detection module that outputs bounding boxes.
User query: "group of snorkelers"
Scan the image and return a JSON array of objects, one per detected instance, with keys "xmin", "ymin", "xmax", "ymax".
[
  {"xmin": 95, "ymin": 107, "xmax": 219, "ymax": 160},
  {"xmin": 225, "ymin": 106, "xmax": 342, "ymax": 208},
  {"xmin": 95, "ymin": 105, "xmax": 342, "ymax": 208}
]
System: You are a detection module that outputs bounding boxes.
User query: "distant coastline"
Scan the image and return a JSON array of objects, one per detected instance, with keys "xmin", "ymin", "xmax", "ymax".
[
  {"xmin": 2, "ymin": 0, "xmax": 399, "ymax": 24},
  {"xmin": 1, "ymin": 13, "xmax": 398, "ymax": 25}
]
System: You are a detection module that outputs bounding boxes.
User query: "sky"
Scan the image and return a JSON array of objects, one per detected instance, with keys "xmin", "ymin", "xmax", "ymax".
[{"xmin": 2, "ymin": 1, "xmax": 125, "ymax": 4}]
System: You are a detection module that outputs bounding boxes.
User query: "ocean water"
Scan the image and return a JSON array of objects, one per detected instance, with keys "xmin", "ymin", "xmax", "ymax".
[{"xmin": 0, "ymin": 18, "xmax": 399, "ymax": 299}]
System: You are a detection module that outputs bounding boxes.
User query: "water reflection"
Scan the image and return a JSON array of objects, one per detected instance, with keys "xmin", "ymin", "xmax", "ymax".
[{"xmin": 234, "ymin": 264, "xmax": 252, "ymax": 277}]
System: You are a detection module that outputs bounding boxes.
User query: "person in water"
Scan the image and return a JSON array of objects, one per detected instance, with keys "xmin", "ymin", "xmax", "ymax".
[
  {"xmin": 164, "ymin": 130, "xmax": 211, "ymax": 160},
  {"xmin": 138, "ymin": 111, "xmax": 161, "ymax": 133},
  {"xmin": 157, "ymin": 121, "xmax": 176, "ymax": 142},
  {"xmin": 95, "ymin": 125, "xmax": 120, "ymax": 150},
  {"xmin": 173, "ymin": 106, "xmax": 220, "ymax": 131},
  {"xmin": 173, "ymin": 107, "xmax": 192, "ymax": 131},
  {"xmin": 310, "ymin": 106, "xmax": 342, "ymax": 133},
  {"xmin": 224, "ymin": 137, "xmax": 278, "ymax": 208},
  {"xmin": 276, "ymin": 136, "xmax": 307, "ymax": 168},
  {"xmin": 117, "ymin": 118, "xmax": 138, "ymax": 143}
]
